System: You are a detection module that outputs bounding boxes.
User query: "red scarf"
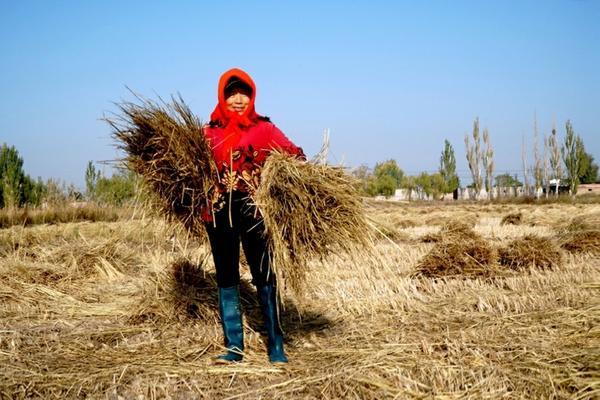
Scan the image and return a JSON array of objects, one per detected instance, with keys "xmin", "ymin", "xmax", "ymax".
[{"xmin": 209, "ymin": 68, "xmax": 261, "ymax": 163}]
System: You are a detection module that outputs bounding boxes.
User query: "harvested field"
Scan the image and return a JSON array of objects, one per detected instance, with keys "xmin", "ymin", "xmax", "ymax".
[{"xmin": 1, "ymin": 202, "xmax": 599, "ymax": 399}]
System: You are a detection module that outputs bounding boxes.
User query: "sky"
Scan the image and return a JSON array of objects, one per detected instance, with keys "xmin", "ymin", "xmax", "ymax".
[{"xmin": 1, "ymin": 0, "xmax": 599, "ymax": 187}]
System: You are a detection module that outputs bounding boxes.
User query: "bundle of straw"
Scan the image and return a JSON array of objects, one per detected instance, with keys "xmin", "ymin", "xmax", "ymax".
[
  {"xmin": 556, "ymin": 212, "xmax": 600, "ymax": 255},
  {"xmin": 254, "ymin": 152, "xmax": 375, "ymax": 297},
  {"xmin": 415, "ymin": 221, "xmax": 498, "ymax": 278},
  {"xmin": 498, "ymin": 234, "xmax": 562, "ymax": 270},
  {"xmin": 106, "ymin": 95, "xmax": 217, "ymax": 236}
]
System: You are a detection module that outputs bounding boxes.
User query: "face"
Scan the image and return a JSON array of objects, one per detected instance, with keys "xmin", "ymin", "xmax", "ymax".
[{"xmin": 225, "ymin": 87, "xmax": 251, "ymax": 115}]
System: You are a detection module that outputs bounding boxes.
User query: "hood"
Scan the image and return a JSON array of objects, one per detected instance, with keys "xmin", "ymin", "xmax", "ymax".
[{"xmin": 210, "ymin": 68, "xmax": 260, "ymax": 126}]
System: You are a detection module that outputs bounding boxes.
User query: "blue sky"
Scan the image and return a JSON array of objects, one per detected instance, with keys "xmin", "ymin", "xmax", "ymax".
[{"xmin": 1, "ymin": 0, "xmax": 598, "ymax": 187}]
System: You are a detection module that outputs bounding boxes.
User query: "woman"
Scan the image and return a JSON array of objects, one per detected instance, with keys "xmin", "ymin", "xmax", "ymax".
[{"xmin": 202, "ymin": 68, "xmax": 304, "ymax": 363}]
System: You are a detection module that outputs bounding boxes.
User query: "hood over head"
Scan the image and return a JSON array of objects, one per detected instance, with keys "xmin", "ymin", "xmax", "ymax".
[
  {"xmin": 210, "ymin": 68, "xmax": 260, "ymax": 127},
  {"xmin": 208, "ymin": 68, "xmax": 265, "ymax": 164}
]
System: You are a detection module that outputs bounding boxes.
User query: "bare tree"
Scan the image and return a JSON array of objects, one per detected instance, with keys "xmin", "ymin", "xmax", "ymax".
[
  {"xmin": 543, "ymin": 133, "xmax": 550, "ymax": 198},
  {"xmin": 548, "ymin": 123, "xmax": 562, "ymax": 197},
  {"xmin": 464, "ymin": 117, "xmax": 483, "ymax": 199},
  {"xmin": 521, "ymin": 135, "xmax": 530, "ymax": 196},
  {"xmin": 532, "ymin": 114, "xmax": 544, "ymax": 198},
  {"xmin": 482, "ymin": 128, "xmax": 494, "ymax": 199}
]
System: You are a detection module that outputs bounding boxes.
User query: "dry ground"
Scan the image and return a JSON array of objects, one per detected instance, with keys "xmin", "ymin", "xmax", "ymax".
[{"xmin": 1, "ymin": 201, "xmax": 598, "ymax": 399}]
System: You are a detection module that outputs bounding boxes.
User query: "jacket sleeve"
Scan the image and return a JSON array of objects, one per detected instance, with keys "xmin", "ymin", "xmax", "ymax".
[{"xmin": 269, "ymin": 124, "xmax": 306, "ymax": 160}]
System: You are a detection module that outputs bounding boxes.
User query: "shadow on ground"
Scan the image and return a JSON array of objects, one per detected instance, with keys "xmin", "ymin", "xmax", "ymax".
[{"xmin": 170, "ymin": 259, "xmax": 334, "ymax": 342}]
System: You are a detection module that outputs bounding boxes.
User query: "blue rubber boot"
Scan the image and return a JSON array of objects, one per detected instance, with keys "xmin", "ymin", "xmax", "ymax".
[
  {"xmin": 257, "ymin": 284, "xmax": 288, "ymax": 363},
  {"xmin": 216, "ymin": 286, "xmax": 244, "ymax": 362}
]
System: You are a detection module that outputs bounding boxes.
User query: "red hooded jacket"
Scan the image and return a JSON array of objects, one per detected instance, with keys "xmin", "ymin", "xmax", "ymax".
[{"xmin": 202, "ymin": 68, "xmax": 305, "ymax": 221}]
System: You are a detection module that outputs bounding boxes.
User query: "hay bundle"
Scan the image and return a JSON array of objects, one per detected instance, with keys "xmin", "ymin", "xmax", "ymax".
[
  {"xmin": 419, "ymin": 220, "xmax": 479, "ymax": 243},
  {"xmin": 416, "ymin": 221, "xmax": 497, "ymax": 277},
  {"xmin": 427, "ymin": 214, "xmax": 478, "ymax": 228},
  {"xmin": 254, "ymin": 152, "xmax": 375, "ymax": 295},
  {"xmin": 369, "ymin": 220, "xmax": 411, "ymax": 243},
  {"xmin": 499, "ymin": 235, "xmax": 563, "ymax": 270},
  {"xmin": 107, "ymin": 95, "xmax": 217, "ymax": 236},
  {"xmin": 556, "ymin": 213, "xmax": 600, "ymax": 255},
  {"xmin": 501, "ymin": 211, "xmax": 523, "ymax": 225}
]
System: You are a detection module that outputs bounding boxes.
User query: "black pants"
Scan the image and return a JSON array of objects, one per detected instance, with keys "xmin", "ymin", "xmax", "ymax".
[{"xmin": 205, "ymin": 191, "xmax": 274, "ymax": 288}]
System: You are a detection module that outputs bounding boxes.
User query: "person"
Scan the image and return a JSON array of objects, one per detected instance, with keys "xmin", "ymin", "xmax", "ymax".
[{"xmin": 202, "ymin": 68, "xmax": 305, "ymax": 363}]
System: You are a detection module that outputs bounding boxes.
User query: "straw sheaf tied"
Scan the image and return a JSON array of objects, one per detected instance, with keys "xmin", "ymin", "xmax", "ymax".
[
  {"xmin": 556, "ymin": 212, "xmax": 600, "ymax": 255},
  {"xmin": 254, "ymin": 152, "xmax": 376, "ymax": 297},
  {"xmin": 106, "ymin": 94, "xmax": 217, "ymax": 236},
  {"xmin": 415, "ymin": 221, "xmax": 498, "ymax": 278},
  {"xmin": 498, "ymin": 234, "xmax": 563, "ymax": 270}
]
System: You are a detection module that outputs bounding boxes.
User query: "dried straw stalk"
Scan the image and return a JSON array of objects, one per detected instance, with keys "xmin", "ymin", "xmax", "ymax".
[
  {"xmin": 254, "ymin": 152, "xmax": 376, "ymax": 298},
  {"xmin": 106, "ymin": 94, "xmax": 217, "ymax": 237}
]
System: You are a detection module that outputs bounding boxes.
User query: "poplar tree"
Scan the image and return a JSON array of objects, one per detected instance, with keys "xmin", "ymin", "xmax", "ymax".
[
  {"xmin": 548, "ymin": 124, "xmax": 562, "ymax": 197},
  {"xmin": 532, "ymin": 115, "xmax": 544, "ymax": 197},
  {"xmin": 464, "ymin": 118, "xmax": 483, "ymax": 198},
  {"xmin": 543, "ymin": 133, "xmax": 550, "ymax": 198},
  {"xmin": 439, "ymin": 139, "xmax": 460, "ymax": 194},
  {"xmin": 482, "ymin": 128, "xmax": 494, "ymax": 199},
  {"xmin": 0, "ymin": 143, "xmax": 26, "ymax": 209},
  {"xmin": 561, "ymin": 120, "xmax": 583, "ymax": 195},
  {"xmin": 85, "ymin": 161, "xmax": 101, "ymax": 201},
  {"xmin": 521, "ymin": 136, "xmax": 530, "ymax": 194}
]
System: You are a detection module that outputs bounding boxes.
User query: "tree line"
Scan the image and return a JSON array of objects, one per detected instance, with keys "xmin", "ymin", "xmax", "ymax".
[
  {"xmin": 2, "ymin": 118, "xmax": 598, "ymax": 209},
  {"xmin": 0, "ymin": 143, "xmax": 137, "ymax": 209},
  {"xmin": 353, "ymin": 117, "xmax": 597, "ymax": 199},
  {"xmin": 352, "ymin": 138, "xmax": 461, "ymax": 199}
]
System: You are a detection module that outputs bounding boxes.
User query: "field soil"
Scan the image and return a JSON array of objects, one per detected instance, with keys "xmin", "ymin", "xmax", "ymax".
[{"xmin": 1, "ymin": 201, "xmax": 598, "ymax": 399}]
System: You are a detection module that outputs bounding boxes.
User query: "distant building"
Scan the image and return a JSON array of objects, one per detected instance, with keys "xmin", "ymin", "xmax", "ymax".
[{"xmin": 578, "ymin": 183, "xmax": 600, "ymax": 194}]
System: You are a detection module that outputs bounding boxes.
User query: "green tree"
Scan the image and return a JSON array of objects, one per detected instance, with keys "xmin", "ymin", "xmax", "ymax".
[
  {"xmin": 373, "ymin": 160, "xmax": 404, "ymax": 186},
  {"xmin": 372, "ymin": 175, "xmax": 397, "ymax": 197},
  {"xmin": 22, "ymin": 176, "xmax": 47, "ymax": 206},
  {"xmin": 95, "ymin": 169, "xmax": 138, "ymax": 206},
  {"xmin": 85, "ymin": 161, "xmax": 101, "ymax": 201},
  {"xmin": 439, "ymin": 139, "xmax": 460, "ymax": 194},
  {"xmin": 495, "ymin": 173, "xmax": 523, "ymax": 188},
  {"xmin": 579, "ymin": 152, "xmax": 598, "ymax": 184},
  {"xmin": 370, "ymin": 159, "xmax": 404, "ymax": 197},
  {"xmin": 0, "ymin": 143, "xmax": 26, "ymax": 209},
  {"xmin": 561, "ymin": 120, "xmax": 584, "ymax": 195},
  {"xmin": 401, "ymin": 175, "xmax": 417, "ymax": 201},
  {"xmin": 415, "ymin": 172, "xmax": 446, "ymax": 199}
]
